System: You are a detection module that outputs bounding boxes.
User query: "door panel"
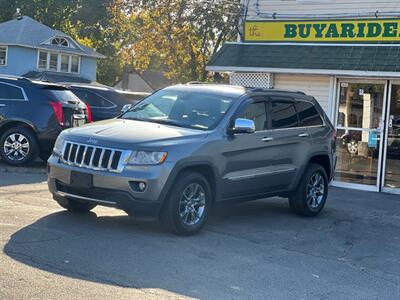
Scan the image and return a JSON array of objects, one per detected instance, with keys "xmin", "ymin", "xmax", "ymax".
[
  {"xmin": 384, "ymin": 84, "xmax": 400, "ymax": 191},
  {"xmin": 334, "ymin": 81, "xmax": 386, "ymax": 188}
]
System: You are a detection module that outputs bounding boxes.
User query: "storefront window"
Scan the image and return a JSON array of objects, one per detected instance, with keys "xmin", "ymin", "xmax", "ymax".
[{"xmin": 337, "ymin": 83, "xmax": 384, "ymax": 130}]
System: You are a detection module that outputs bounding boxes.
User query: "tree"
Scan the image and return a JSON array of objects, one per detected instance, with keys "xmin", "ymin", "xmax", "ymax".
[{"xmin": 124, "ymin": 0, "xmax": 241, "ymax": 82}]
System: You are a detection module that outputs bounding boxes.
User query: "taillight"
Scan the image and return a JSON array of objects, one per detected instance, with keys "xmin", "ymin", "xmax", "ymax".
[
  {"xmin": 49, "ymin": 101, "xmax": 64, "ymax": 126},
  {"xmin": 333, "ymin": 129, "xmax": 337, "ymax": 144},
  {"xmin": 86, "ymin": 102, "xmax": 93, "ymax": 123}
]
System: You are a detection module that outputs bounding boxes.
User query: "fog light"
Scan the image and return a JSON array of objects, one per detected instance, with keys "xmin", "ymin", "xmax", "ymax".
[
  {"xmin": 138, "ymin": 182, "xmax": 146, "ymax": 191},
  {"xmin": 129, "ymin": 181, "xmax": 147, "ymax": 192}
]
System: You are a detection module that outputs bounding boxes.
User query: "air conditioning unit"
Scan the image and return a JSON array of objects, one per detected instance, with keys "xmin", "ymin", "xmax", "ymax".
[{"xmin": 0, "ymin": 59, "xmax": 5, "ymax": 65}]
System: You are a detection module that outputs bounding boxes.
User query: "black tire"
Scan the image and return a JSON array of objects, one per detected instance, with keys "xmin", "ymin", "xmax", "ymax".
[
  {"xmin": 161, "ymin": 172, "xmax": 212, "ymax": 236},
  {"xmin": 0, "ymin": 127, "xmax": 39, "ymax": 166},
  {"xmin": 56, "ymin": 196, "xmax": 97, "ymax": 213},
  {"xmin": 289, "ymin": 163, "xmax": 328, "ymax": 216},
  {"xmin": 39, "ymin": 149, "xmax": 53, "ymax": 162}
]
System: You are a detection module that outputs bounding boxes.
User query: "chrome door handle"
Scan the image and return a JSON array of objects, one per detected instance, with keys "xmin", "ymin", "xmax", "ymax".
[
  {"xmin": 262, "ymin": 137, "xmax": 274, "ymax": 142},
  {"xmin": 298, "ymin": 133, "xmax": 310, "ymax": 137},
  {"xmin": 0, "ymin": 104, "xmax": 5, "ymax": 107}
]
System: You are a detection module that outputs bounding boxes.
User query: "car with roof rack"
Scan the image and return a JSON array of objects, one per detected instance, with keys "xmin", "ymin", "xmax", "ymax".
[
  {"xmin": 0, "ymin": 75, "xmax": 90, "ymax": 165},
  {"xmin": 48, "ymin": 84, "xmax": 336, "ymax": 235}
]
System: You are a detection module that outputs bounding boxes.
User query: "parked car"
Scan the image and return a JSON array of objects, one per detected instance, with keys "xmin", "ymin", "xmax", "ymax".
[
  {"xmin": 47, "ymin": 84, "xmax": 336, "ymax": 235},
  {"xmin": 64, "ymin": 83, "xmax": 149, "ymax": 121},
  {"xmin": 0, "ymin": 76, "xmax": 90, "ymax": 165}
]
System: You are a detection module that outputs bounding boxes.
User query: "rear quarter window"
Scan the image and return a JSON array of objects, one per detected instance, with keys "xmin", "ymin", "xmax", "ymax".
[
  {"xmin": 72, "ymin": 89, "xmax": 115, "ymax": 108},
  {"xmin": 0, "ymin": 82, "xmax": 25, "ymax": 100},
  {"xmin": 45, "ymin": 89, "xmax": 81, "ymax": 103},
  {"xmin": 295, "ymin": 100, "xmax": 324, "ymax": 126}
]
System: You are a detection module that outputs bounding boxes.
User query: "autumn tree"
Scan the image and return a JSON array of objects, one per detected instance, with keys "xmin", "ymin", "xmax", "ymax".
[{"xmin": 123, "ymin": 0, "xmax": 241, "ymax": 82}]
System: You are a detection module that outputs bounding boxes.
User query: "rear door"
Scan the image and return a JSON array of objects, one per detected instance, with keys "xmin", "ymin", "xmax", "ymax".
[
  {"xmin": 261, "ymin": 96, "xmax": 314, "ymax": 190},
  {"xmin": 220, "ymin": 96, "xmax": 293, "ymax": 198}
]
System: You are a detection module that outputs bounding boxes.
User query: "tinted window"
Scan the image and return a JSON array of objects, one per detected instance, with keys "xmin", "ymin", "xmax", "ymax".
[
  {"xmin": 72, "ymin": 89, "xmax": 114, "ymax": 107},
  {"xmin": 240, "ymin": 101, "xmax": 267, "ymax": 131},
  {"xmin": 0, "ymin": 82, "xmax": 25, "ymax": 100},
  {"xmin": 46, "ymin": 89, "xmax": 81, "ymax": 103},
  {"xmin": 270, "ymin": 98, "xmax": 298, "ymax": 129},
  {"xmin": 295, "ymin": 100, "xmax": 323, "ymax": 126}
]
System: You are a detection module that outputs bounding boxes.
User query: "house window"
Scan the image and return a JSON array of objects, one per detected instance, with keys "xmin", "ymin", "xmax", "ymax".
[
  {"xmin": 60, "ymin": 54, "xmax": 69, "ymax": 72},
  {"xmin": 0, "ymin": 47, "xmax": 7, "ymax": 66},
  {"xmin": 71, "ymin": 56, "xmax": 79, "ymax": 73},
  {"xmin": 49, "ymin": 53, "xmax": 58, "ymax": 71},
  {"xmin": 51, "ymin": 37, "xmax": 69, "ymax": 47},
  {"xmin": 38, "ymin": 50, "xmax": 80, "ymax": 73}
]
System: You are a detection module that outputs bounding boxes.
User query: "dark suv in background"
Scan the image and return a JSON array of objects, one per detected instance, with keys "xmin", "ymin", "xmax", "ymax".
[
  {"xmin": 48, "ymin": 84, "xmax": 337, "ymax": 235},
  {"xmin": 0, "ymin": 76, "xmax": 89, "ymax": 165},
  {"xmin": 65, "ymin": 83, "xmax": 149, "ymax": 121}
]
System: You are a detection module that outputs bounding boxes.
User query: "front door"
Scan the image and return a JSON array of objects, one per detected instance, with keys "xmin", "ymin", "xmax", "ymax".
[
  {"xmin": 334, "ymin": 80, "xmax": 387, "ymax": 191},
  {"xmin": 382, "ymin": 83, "xmax": 400, "ymax": 194}
]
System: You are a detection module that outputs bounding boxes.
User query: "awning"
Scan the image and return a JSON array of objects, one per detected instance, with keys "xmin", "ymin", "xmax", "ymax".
[{"xmin": 207, "ymin": 42, "xmax": 400, "ymax": 77}]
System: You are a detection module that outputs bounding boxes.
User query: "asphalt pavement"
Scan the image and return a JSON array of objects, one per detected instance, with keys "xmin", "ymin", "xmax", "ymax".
[{"xmin": 1, "ymin": 162, "xmax": 400, "ymax": 299}]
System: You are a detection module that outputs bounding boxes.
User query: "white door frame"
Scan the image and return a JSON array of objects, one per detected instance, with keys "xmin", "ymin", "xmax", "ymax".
[
  {"xmin": 331, "ymin": 78, "xmax": 388, "ymax": 192},
  {"xmin": 381, "ymin": 81, "xmax": 400, "ymax": 194}
]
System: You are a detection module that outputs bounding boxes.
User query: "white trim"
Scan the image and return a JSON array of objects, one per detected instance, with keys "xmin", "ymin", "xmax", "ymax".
[
  {"xmin": 0, "ymin": 45, "xmax": 7, "ymax": 67},
  {"xmin": 206, "ymin": 66, "xmax": 400, "ymax": 78},
  {"xmin": 327, "ymin": 76, "xmax": 335, "ymax": 120},
  {"xmin": 331, "ymin": 181, "xmax": 379, "ymax": 192},
  {"xmin": 382, "ymin": 187, "xmax": 400, "ymax": 195},
  {"xmin": 41, "ymin": 35, "xmax": 85, "ymax": 52},
  {"xmin": 37, "ymin": 50, "xmax": 81, "ymax": 74},
  {"xmin": 0, "ymin": 43, "xmax": 103, "ymax": 59},
  {"xmin": 224, "ymin": 41, "xmax": 400, "ymax": 47}
]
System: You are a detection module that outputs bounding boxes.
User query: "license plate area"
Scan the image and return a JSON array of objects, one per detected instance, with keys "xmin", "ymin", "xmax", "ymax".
[{"xmin": 70, "ymin": 171, "xmax": 93, "ymax": 188}]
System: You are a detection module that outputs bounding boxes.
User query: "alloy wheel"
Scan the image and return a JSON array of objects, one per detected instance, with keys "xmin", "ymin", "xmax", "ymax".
[
  {"xmin": 347, "ymin": 141, "xmax": 358, "ymax": 154},
  {"xmin": 3, "ymin": 133, "xmax": 30, "ymax": 161},
  {"xmin": 179, "ymin": 183, "xmax": 206, "ymax": 226},
  {"xmin": 306, "ymin": 173, "xmax": 325, "ymax": 209}
]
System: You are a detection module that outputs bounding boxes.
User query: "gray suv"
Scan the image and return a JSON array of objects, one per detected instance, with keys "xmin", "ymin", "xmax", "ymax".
[{"xmin": 48, "ymin": 84, "xmax": 336, "ymax": 235}]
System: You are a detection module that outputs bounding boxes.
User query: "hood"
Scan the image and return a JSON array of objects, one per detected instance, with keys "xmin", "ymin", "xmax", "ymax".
[{"xmin": 65, "ymin": 118, "xmax": 207, "ymax": 148}]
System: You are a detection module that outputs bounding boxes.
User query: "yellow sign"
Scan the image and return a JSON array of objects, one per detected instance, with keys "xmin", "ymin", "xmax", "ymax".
[{"xmin": 244, "ymin": 19, "xmax": 400, "ymax": 43}]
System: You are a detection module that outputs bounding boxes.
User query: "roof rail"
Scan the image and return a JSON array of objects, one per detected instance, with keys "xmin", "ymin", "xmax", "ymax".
[
  {"xmin": 248, "ymin": 87, "xmax": 306, "ymax": 95},
  {"xmin": 186, "ymin": 81, "xmax": 205, "ymax": 85}
]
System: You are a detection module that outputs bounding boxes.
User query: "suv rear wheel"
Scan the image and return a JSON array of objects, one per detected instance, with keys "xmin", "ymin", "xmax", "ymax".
[
  {"xmin": 289, "ymin": 163, "xmax": 328, "ymax": 216},
  {"xmin": 161, "ymin": 172, "xmax": 211, "ymax": 235},
  {"xmin": 0, "ymin": 127, "xmax": 39, "ymax": 166}
]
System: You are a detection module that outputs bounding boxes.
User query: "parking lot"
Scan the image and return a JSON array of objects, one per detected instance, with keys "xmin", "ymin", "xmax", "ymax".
[{"xmin": 1, "ymin": 161, "xmax": 400, "ymax": 300}]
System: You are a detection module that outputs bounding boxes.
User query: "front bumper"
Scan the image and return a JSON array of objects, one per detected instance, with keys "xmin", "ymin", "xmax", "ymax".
[{"xmin": 47, "ymin": 154, "xmax": 174, "ymax": 218}]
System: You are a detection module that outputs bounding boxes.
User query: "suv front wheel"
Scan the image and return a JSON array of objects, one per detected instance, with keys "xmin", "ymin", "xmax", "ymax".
[
  {"xmin": 161, "ymin": 172, "xmax": 211, "ymax": 235},
  {"xmin": 289, "ymin": 164, "xmax": 328, "ymax": 216}
]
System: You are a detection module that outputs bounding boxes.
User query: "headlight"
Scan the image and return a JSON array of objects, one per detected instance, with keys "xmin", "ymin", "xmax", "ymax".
[
  {"xmin": 53, "ymin": 133, "xmax": 66, "ymax": 156},
  {"xmin": 128, "ymin": 151, "xmax": 167, "ymax": 165}
]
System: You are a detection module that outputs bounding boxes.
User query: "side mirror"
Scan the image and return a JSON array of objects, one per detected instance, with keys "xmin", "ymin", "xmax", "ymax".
[
  {"xmin": 121, "ymin": 104, "xmax": 133, "ymax": 113},
  {"xmin": 231, "ymin": 118, "xmax": 255, "ymax": 134}
]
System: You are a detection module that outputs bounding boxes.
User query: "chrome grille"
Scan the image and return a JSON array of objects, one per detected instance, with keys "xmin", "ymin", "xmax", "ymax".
[{"xmin": 61, "ymin": 142, "xmax": 131, "ymax": 173}]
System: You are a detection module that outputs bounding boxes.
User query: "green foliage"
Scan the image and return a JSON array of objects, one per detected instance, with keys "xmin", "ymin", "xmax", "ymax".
[{"xmin": 0, "ymin": 0, "xmax": 241, "ymax": 85}]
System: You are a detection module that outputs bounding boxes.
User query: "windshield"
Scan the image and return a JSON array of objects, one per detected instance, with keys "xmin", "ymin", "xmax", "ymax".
[{"xmin": 120, "ymin": 89, "xmax": 235, "ymax": 130}]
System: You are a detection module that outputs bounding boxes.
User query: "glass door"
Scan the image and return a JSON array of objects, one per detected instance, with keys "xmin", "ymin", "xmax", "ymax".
[
  {"xmin": 334, "ymin": 80, "xmax": 386, "ymax": 190},
  {"xmin": 382, "ymin": 83, "xmax": 400, "ymax": 194}
]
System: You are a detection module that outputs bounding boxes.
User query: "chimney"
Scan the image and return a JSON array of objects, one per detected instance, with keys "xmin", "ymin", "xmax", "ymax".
[{"xmin": 14, "ymin": 8, "xmax": 23, "ymax": 20}]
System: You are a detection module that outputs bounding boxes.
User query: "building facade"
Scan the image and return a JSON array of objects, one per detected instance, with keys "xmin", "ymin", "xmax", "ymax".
[
  {"xmin": 208, "ymin": 0, "xmax": 400, "ymax": 194},
  {"xmin": 0, "ymin": 16, "xmax": 104, "ymax": 82}
]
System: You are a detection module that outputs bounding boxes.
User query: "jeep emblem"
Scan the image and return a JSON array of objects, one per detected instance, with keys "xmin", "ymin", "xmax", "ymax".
[{"xmin": 87, "ymin": 138, "xmax": 98, "ymax": 144}]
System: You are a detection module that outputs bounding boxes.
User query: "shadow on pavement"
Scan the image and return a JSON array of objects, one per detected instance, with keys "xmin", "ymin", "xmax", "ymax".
[
  {"xmin": 3, "ymin": 190, "xmax": 400, "ymax": 298},
  {"xmin": 0, "ymin": 160, "xmax": 47, "ymax": 187}
]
